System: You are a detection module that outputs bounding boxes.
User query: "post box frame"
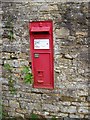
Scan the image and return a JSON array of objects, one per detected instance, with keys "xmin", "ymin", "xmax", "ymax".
[{"xmin": 29, "ymin": 20, "xmax": 54, "ymax": 89}]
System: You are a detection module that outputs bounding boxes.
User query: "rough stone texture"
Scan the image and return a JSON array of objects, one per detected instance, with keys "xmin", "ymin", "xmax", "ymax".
[{"xmin": 0, "ymin": 1, "xmax": 90, "ymax": 119}]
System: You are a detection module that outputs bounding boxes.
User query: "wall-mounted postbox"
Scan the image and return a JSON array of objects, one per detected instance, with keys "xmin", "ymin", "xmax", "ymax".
[{"xmin": 29, "ymin": 21, "xmax": 54, "ymax": 89}]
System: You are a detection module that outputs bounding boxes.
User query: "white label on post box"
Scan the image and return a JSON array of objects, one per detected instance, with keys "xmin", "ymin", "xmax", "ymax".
[{"xmin": 34, "ymin": 39, "xmax": 49, "ymax": 49}]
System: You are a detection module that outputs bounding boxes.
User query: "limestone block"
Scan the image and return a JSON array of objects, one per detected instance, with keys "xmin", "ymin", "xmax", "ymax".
[
  {"xmin": 0, "ymin": 46, "xmax": 2, "ymax": 52},
  {"xmin": 42, "ymin": 104, "xmax": 59, "ymax": 112},
  {"xmin": 31, "ymin": 0, "xmax": 46, "ymax": 2},
  {"xmin": 58, "ymin": 113, "xmax": 68, "ymax": 117},
  {"xmin": 78, "ymin": 107, "xmax": 89, "ymax": 114},
  {"xmin": 2, "ymin": 85, "xmax": 8, "ymax": 91},
  {"xmin": 9, "ymin": 100, "xmax": 20, "ymax": 108},
  {"xmin": 87, "ymin": 96, "xmax": 90, "ymax": 102},
  {"xmin": 56, "ymin": 27, "xmax": 70, "ymax": 38},
  {"xmin": 60, "ymin": 106, "xmax": 68, "ymax": 113},
  {"xmin": 2, "ymin": 45, "xmax": 20, "ymax": 52},
  {"xmin": 1, "ymin": 78, "xmax": 8, "ymax": 84},
  {"xmin": 27, "ymin": 103, "xmax": 41, "ymax": 112},
  {"xmin": 2, "ymin": 53, "xmax": 10, "ymax": 60},
  {"xmin": 49, "ymin": 5, "xmax": 58, "ymax": 11},
  {"xmin": 12, "ymin": 60, "xmax": 20, "ymax": 68},
  {"xmin": 19, "ymin": 60, "xmax": 29, "ymax": 66},
  {"xmin": 68, "ymin": 106, "xmax": 77, "ymax": 113},
  {"xmin": 39, "ymin": 4, "xmax": 49, "ymax": 12},
  {"xmin": 0, "ymin": 59, "xmax": 2, "ymax": 65},
  {"xmin": 15, "ymin": 113, "xmax": 24, "ymax": 119},
  {"xmin": 85, "ymin": 114, "xmax": 90, "ymax": 119},
  {"xmin": 10, "ymin": 53, "xmax": 18, "ymax": 59},
  {"xmin": 62, "ymin": 102, "xmax": 71, "ymax": 106},
  {"xmin": 0, "ymin": 39, "xmax": 2, "ymax": 44},
  {"xmin": 19, "ymin": 53, "xmax": 28, "ymax": 59},
  {"xmin": 78, "ymin": 90, "xmax": 88, "ymax": 96},
  {"xmin": 79, "ymin": 97, "xmax": 86, "ymax": 102},
  {"xmin": 15, "ymin": 108, "xmax": 27, "ymax": 114},
  {"xmin": 76, "ymin": 32, "xmax": 87, "ymax": 36},
  {"xmin": 3, "ymin": 100, "xmax": 9, "ymax": 106},
  {"xmin": 0, "ymin": 11, "xmax": 3, "ymax": 14},
  {"xmin": 44, "ymin": 111, "xmax": 49, "ymax": 116},
  {"xmin": 64, "ymin": 54, "xmax": 73, "ymax": 59},
  {"xmin": 69, "ymin": 114, "xmax": 80, "ymax": 118}
]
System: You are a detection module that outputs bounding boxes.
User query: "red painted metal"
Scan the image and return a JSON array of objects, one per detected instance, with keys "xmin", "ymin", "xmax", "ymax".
[{"xmin": 29, "ymin": 21, "xmax": 54, "ymax": 89}]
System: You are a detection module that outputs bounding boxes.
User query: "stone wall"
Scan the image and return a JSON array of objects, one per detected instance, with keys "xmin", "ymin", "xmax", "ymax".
[{"xmin": 1, "ymin": 1, "xmax": 90, "ymax": 119}]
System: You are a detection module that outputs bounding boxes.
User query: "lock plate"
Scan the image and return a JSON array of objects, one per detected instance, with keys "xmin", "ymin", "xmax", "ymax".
[{"xmin": 34, "ymin": 53, "xmax": 39, "ymax": 58}]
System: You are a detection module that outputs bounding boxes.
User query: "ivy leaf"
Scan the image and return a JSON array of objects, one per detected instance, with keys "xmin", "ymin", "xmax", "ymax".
[
  {"xmin": 22, "ymin": 66, "xmax": 30, "ymax": 74},
  {"xmin": 51, "ymin": 116, "xmax": 57, "ymax": 120},
  {"xmin": 30, "ymin": 113, "xmax": 39, "ymax": 119},
  {"xmin": 3, "ymin": 63, "xmax": 12, "ymax": 71},
  {"xmin": 8, "ymin": 30, "xmax": 14, "ymax": 40},
  {"xmin": 24, "ymin": 73, "xmax": 33, "ymax": 84}
]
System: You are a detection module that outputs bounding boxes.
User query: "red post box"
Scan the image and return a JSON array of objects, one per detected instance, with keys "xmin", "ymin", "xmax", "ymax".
[{"xmin": 29, "ymin": 21, "xmax": 54, "ymax": 89}]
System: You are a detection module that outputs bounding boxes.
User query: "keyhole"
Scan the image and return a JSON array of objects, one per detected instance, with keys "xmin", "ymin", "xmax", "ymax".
[{"xmin": 38, "ymin": 71, "xmax": 40, "ymax": 74}]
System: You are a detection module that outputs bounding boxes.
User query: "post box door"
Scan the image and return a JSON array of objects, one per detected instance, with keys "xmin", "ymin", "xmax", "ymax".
[{"xmin": 34, "ymin": 53, "xmax": 51, "ymax": 87}]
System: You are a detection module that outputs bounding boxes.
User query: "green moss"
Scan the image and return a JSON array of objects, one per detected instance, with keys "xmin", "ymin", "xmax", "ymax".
[{"xmin": 61, "ymin": 95, "xmax": 75, "ymax": 102}]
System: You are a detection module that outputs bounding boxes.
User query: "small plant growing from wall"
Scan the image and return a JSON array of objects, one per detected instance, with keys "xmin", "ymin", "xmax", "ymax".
[
  {"xmin": 7, "ymin": 29, "xmax": 14, "ymax": 41},
  {"xmin": 29, "ymin": 113, "xmax": 47, "ymax": 120},
  {"xmin": 51, "ymin": 116, "xmax": 57, "ymax": 120},
  {"xmin": 1, "ymin": 103, "xmax": 9, "ymax": 119},
  {"xmin": 2, "ymin": 14, "xmax": 14, "ymax": 41},
  {"xmin": 30, "ymin": 113, "xmax": 39, "ymax": 119},
  {"xmin": 21, "ymin": 66, "xmax": 33, "ymax": 84},
  {"xmin": 3, "ymin": 63, "xmax": 16, "ymax": 94},
  {"xmin": 3, "ymin": 63, "xmax": 12, "ymax": 72}
]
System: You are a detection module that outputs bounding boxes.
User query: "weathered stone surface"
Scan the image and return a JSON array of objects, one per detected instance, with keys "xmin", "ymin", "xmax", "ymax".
[
  {"xmin": 87, "ymin": 96, "xmax": 90, "ymax": 102},
  {"xmin": 0, "ymin": 65, "xmax": 2, "ymax": 76},
  {"xmin": 0, "ymin": 59, "xmax": 2, "ymax": 65},
  {"xmin": 3, "ymin": 100, "xmax": 9, "ymax": 106},
  {"xmin": 0, "ymin": 39, "xmax": 2, "ymax": 44},
  {"xmin": 76, "ymin": 31, "xmax": 87, "ymax": 36},
  {"xmin": 2, "ymin": 85, "xmax": 8, "ymax": 90},
  {"xmin": 15, "ymin": 108, "xmax": 27, "ymax": 114},
  {"xmin": 68, "ymin": 106, "xmax": 77, "ymax": 113},
  {"xmin": 2, "ymin": 45, "xmax": 20, "ymax": 52},
  {"xmin": 78, "ymin": 107, "xmax": 89, "ymax": 114},
  {"xmin": 60, "ymin": 106, "xmax": 69, "ymax": 113},
  {"xmin": 58, "ymin": 113, "xmax": 68, "ymax": 117},
  {"xmin": 9, "ymin": 100, "xmax": 19, "ymax": 108},
  {"xmin": 0, "ymin": 46, "xmax": 2, "ymax": 52},
  {"xmin": 1, "ymin": 1, "xmax": 89, "ymax": 119},
  {"xmin": 69, "ymin": 114, "xmax": 80, "ymax": 118},
  {"xmin": 27, "ymin": 103, "xmax": 41, "ymax": 112},
  {"xmin": 43, "ymin": 111, "xmax": 49, "ymax": 116},
  {"xmin": 48, "ymin": 4, "xmax": 58, "ymax": 11},
  {"xmin": 2, "ymin": 52, "xmax": 10, "ymax": 60},
  {"xmin": 62, "ymin": 101, "xmax": 71, "ymax": 106},
  {"xmin": 56, "ymin": 27, "xmax": 70, "ymax": 38},
  {"xmin": 42, "ymin": 104, "xmax": 59, "ymax": 112},
  {"xmin": 77, "ymin": 90, "xmax": 88, "ymax": 96}
]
